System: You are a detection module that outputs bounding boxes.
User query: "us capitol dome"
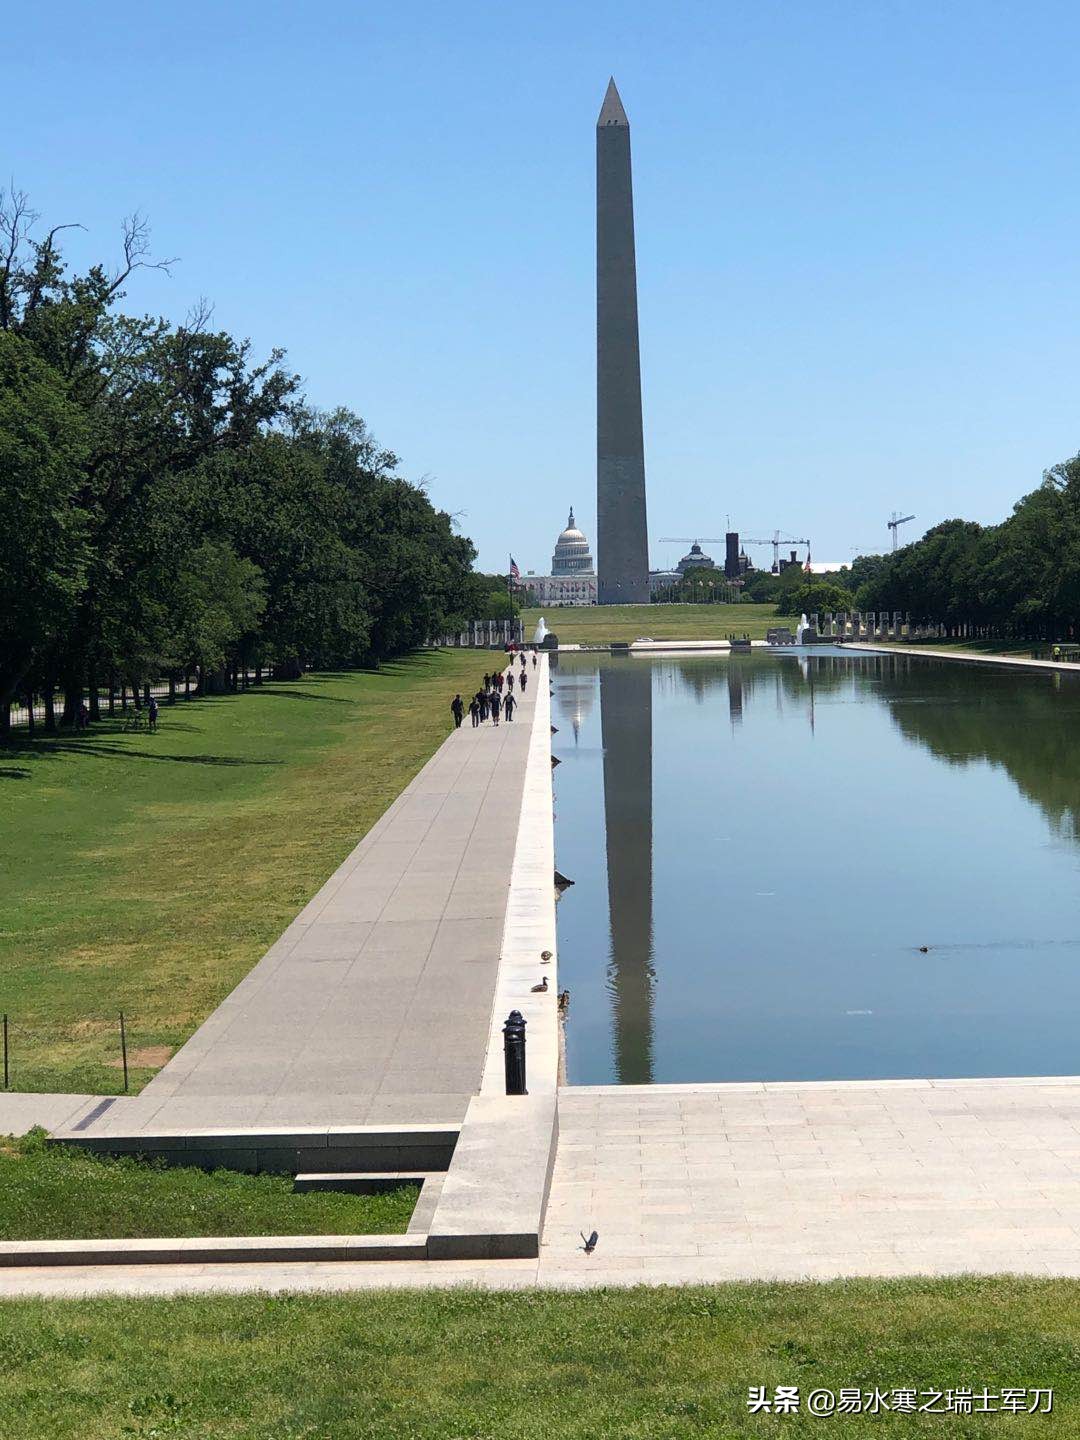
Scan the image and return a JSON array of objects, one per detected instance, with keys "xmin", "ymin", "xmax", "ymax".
[
  {"xmin": 522, "ymin": 507, "xmax": 598, "ymax": 606},
  {"xmin": 551, "ymin": 508, "xmax": 595, "ymax": 575}
]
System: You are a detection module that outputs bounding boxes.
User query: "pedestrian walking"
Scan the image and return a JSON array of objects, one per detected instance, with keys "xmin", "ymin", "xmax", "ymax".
[
  {"xmin": 504, "ymin": 692, "xmax": 516, "ymax": 722},
  {"xmin": 520, "ymin": 653, "xmax": 526, "ymax": 669},
  {"xmin": 469, "ymin": 696, "xmax": 480, "ymax": 727},
  {"xmin": 531, "ymin": 653, "xmax": 537, "ymax": 668},
  {"xmin": 490, "ymin": 691, "xmax": 501, "ymax": 726},
  {"xmin": 482, "ymin": 673, "xmax": 491, "ymax": 691},
  {"xmin": 496, "ymin": 671, "xmax": 504, "ymax": 692},
  {"xmin": 478, "ymin": 691, "xmax": 489, "ymax": 721},
  {"xmin": 148, "ymin": 697, "xmax": 159, "ymax": 732},
  {"xmin": 450, "ymin": 693, "xmax": 464, "ymax": 729},
  {"xmin": 506, "ymin": 671, "xmax": 514, "ymax": 692},
  {"xmin": 520, "ymin": 670, "xmax": 528, "ymax": 692}
]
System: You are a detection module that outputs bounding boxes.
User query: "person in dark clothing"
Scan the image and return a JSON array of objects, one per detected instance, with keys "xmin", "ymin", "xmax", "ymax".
[
  {"xmin": 520, "ymin": 654, "xmax": 526, "ymax": 669},
  {"xmin": 469, "ymin": 696, "xmax": 480, "ymax": 727},
  {"xmin": 482, "ymin": 673, "xmax": 491, "ymax": 690},
  {"xmin": 503, "ymin": 692, "xmax": 516, "ymax": 722},
  {"xmin": 531, "ymin": 653, "xmax": 537, "ymax": 667},
  {"xmin": 490, "ymin": 691, "xmax": 501, "ymax": 725},
  {"xmin": 148, "ymin": 697, "xmax": 159, "ymax": 732},
  {"xmin": 495, "ymin": 671, "xmax": 503, "ymax": 692},
  {"xmin": 478, "ymin": 691, "xmax": 489, "ymax": 721},
  {"xmin": 520, "ymin": 670, "xmax": 528, "ymax": 692},
  {"xmin": 450, "ymin": 693, "xmax": 464, "ymax": 728},
  {"xmin": 506, "ymin": 671, "xmax": 514, "ymax": 692}
]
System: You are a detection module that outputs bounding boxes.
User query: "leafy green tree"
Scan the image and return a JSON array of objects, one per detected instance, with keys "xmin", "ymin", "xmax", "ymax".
[
  {"xmin": 0, "ymin": 333, "xmax": 89, "ymax": 729},
  {"xmin": 776, "ymin": 579, "xmax": 854, "ymax": 616}
]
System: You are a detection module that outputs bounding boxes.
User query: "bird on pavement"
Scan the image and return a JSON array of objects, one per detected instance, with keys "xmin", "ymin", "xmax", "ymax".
[{"xmin": 531, "ymin": 976, "xmax": 549, "ymax": 993}]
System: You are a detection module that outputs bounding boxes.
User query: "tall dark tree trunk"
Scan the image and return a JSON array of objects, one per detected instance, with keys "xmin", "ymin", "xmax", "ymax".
[
  {"xmin": 168, "ymin": 676, "xmax": 176, "ymax": 703},
  {"xmin": 24, "ymin": 691, "xmax": 35, "ymax": 738},
  {"xmin": 0, "ymin": 703, "xmax": 9, "ymax": 742},
  {"xmin": 61, "ymin": 664, "xmax": 83, "ymax": 727}
]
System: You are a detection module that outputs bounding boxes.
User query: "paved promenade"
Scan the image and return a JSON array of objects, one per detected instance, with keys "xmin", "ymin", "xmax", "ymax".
[
  {"xmin": 846, "ymin": 641, "xmax": 1080, "ymax": 674},
  {"xmin": 47, "ymin": 659, "xmax": 544, "ymax": 1137},
  {"xmin": 10, "ymin": 1074, "xmax": 1080, "ymax": 1296}
]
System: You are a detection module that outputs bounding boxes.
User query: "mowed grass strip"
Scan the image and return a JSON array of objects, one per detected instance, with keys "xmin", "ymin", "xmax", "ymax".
[
  {"xmin": 0, "ymin": 652, "xmax": 488, "ymax": 1093},
  {"xmin": 0, "ymin": 1279, "xmax": 1077, "ymax": 1437},
  {"xmin": 0, "ymin": 1130, "xmax": 416, "ymax": 1240},
  {"xmin": 521, "ymin": 603, "xmax": 778, "ymax": 645}
]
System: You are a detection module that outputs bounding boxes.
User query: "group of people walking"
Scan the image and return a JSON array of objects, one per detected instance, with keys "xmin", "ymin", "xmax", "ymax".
[{"xmin": 449, "ymin": 651, "xmax": 538, "ymax": 730}]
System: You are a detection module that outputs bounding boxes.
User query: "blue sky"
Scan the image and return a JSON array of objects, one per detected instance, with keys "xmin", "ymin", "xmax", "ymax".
[{"xmin": 12, "ymin": 1, "xmax": 1080, "ymax": 573}]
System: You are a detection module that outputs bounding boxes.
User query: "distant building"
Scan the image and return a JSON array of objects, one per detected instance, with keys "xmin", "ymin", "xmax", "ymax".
[
  {"xmin": 676, "ymin": 541, "xmax": 715, "ymax": 574},
  {"xmin": 525, "ymin": 508, "xmax": 598, "ymax": 606}
]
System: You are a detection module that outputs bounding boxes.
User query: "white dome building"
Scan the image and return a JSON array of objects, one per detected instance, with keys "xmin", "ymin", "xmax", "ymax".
[
  {"xmin": 551, "ymin": 508, "xmax": 595, "ymax": 576},
  {"xmin": 523, "ymin": 507, "xmax": 598, "ymax": 607}
]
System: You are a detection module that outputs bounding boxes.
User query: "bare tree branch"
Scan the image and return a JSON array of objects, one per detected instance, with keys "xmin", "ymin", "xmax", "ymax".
[{"xmin": 105, "ymin": 212, "xmax": 178, "ymax": 298}]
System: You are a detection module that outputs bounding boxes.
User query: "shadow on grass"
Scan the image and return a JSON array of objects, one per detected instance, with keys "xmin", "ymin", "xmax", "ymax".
[{"xmin": 0, "ymin": 736, "xmax": 281, "ymax": 767}]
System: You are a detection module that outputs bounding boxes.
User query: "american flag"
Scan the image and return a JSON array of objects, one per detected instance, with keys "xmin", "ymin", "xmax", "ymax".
[{"xmin": 509, "ymin": 556, "xmax": 521, "ymax": 580}]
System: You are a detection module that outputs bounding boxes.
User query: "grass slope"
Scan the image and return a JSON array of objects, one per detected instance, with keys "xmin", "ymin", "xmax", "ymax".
[
  {"xmin": 0, "ymin": 1279, "xmax": 1075, "ymax": 1437},
  {"xmin": 521, "ymin": 603, "xmax": 777, "ymax": 645},
  {"xmin": 0, "ymin": 1130, "xmax": 415, "ymax": 1239},
  {"xmin": 0, "ymin": 652, "xmax": 487, "ymax": 1093}
]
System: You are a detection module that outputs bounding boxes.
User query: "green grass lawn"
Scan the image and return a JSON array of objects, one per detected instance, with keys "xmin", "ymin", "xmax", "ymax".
[
  {"xmin": 0, "ymin": 1278, "xmax": 1076, "ymax": 1437},
  {"xmin": 0, "ymin": 652, "xmax": 488, "ymax": 1094},
  {"xmin": 0, "ymin": 1130, "xmax": 415, "ymax": 1239},
  {"xmin": 521, "ymin": 603, "xmax": 778, "ymax": 646}
]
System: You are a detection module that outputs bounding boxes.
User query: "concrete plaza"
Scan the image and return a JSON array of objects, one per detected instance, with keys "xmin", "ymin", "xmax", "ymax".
[{"xmin": 7, "ymin": 1072, "xmax": 1080, "ymax": 1295}]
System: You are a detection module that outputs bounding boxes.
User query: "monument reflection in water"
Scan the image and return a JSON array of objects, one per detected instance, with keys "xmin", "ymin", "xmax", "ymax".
[{"xmin": 552, "ymin": 651, "xmax": 1080, "ymax": 1085}]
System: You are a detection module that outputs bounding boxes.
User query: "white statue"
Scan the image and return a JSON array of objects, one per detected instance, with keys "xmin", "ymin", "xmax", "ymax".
[
  {"xmin": 795, "ymin": 612, "xmax": 808, "ymax": 644},
  {"xmin": 533, "ymin": 615, "xmax": 548, "ymax": 644}
]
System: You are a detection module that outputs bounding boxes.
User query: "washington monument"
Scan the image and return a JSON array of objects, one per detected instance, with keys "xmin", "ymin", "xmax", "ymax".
[{"xmin": 596, "ymin": 77, "xmax": 650, "ymax": 605}]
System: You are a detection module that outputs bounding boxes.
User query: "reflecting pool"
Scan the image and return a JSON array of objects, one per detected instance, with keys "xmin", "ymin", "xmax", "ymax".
[{"xmin": 551, "ymin": 651, "xmax": 1080, "ymax": 1084}]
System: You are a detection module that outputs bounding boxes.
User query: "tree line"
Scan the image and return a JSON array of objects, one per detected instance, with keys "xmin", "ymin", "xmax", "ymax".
[
  {"xmin": 844, "ymin": 459, "xmax": 1080, "ymax": 637},
  {"xmin": 714, "ymin": 453, "xmax": 1080, "ymax": 634},
  {"xmin": 0, "ymin": 191, "xmax": 512, "ymax": 735}
]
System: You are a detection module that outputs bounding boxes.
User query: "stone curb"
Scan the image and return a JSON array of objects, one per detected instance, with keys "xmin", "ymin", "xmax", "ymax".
[{"xmin": 0, "ymin": 1235, "xmax": 427, "ymax": 1268}]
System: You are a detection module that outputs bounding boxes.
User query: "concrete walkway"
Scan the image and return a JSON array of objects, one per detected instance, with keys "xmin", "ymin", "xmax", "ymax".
[
  {"xmin": 33, "ymin": 660, "xmax": 544, "ymax": 1138},
  {"xmin": 10, "ymin": 1074, "xmax": 1080, "ymax": 1296},
  {"xmin": 845, "ymin": 641, "xmax": 1080, "ymax": 675}
]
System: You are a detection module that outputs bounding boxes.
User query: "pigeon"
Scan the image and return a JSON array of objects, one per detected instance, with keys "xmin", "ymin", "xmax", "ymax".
[
  {"xmin": 531, "ymin": 976, "xmax": 549, "ymax": 993},
  {"xmin": 918, "ymin": 945, "xmax": 930, "ymax": 954},
  {"xmin": 541, "ymin": 949, "xmax": 553, "ymax": 964},
  {"xmin": 580, "ymin": 1229, "xmax": 598, "ymax": 1254}
]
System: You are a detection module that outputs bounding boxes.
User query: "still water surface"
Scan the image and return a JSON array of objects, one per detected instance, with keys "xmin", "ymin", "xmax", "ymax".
[{"xmin": 552, "ymin": 651, "xmax": 1080, "ymax": 1084}]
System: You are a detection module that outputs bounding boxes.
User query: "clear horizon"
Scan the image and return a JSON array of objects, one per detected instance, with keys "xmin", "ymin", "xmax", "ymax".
[{"xmin": 12, "ymin": 0, "xmax": 1080, "ymax": 575}]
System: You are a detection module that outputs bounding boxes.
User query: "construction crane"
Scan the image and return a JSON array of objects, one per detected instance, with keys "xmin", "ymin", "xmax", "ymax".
[
  {"xmin": 658, "ymin": 537, "xmax": 728, "ymax": 547},
  {"xmin": 888, "ymin": 512, "xmax": 915, "ymax": 550},
  {"xmin": 741, "ymin": 531, "xmax": 810, "ymax": 573}
]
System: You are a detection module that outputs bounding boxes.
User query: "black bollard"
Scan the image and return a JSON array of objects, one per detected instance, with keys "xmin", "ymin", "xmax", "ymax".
[{"xmin": 503, "ymin": 1009, "xmax": 527, "ymax": 1095}]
